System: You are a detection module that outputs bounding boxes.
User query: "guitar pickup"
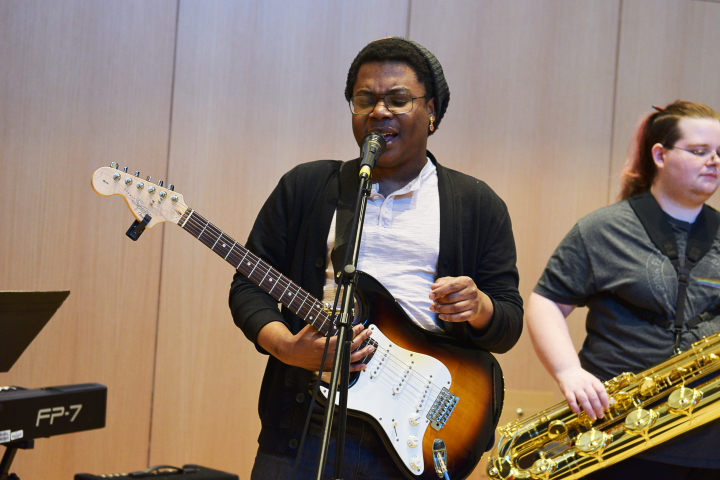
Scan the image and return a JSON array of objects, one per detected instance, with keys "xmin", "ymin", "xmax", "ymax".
[
  {"xmin": 416, "ymin": 381, "xmax": 432, "ymax": 412},
  {"xmin": 369, "ymin": 350, "xmax": 388, "ymax": 379},
  {"xmin": 392, "ymin": 365, "xmax": 412, "ymax": 395}
]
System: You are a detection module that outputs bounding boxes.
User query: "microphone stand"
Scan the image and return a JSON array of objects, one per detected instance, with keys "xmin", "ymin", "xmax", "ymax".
[{"xmin": 315, "ymin": 167, "xmax": 373, "ymax": 480}]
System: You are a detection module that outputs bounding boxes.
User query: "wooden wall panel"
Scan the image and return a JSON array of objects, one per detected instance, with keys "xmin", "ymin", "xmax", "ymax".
[
  {"xmin": 0, "ymin": 0, "xmax": 177, "ymax": 478},
  {"xmin": 408, "ymin": 0, "xmax": 621, "ymax": 396},
  {"xmin": 4, "ymin": 0, "xmax": 720, "ymax": 478},
  {"xmin": 610, "ymin": 0, "xmax": 720, "ymax": 209},
  {"xmin": 149, "ymin": 0, "xmax": 410, "ymax": 474}
]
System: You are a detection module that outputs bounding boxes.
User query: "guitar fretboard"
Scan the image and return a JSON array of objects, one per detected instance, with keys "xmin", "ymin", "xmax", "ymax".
[{"xmin": 178, "ymin": 208, "xmax": 335, "ymax": 335}]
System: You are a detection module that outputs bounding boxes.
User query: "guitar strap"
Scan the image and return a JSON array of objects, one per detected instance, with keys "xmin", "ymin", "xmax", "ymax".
[{"xmin": 627, "ymin": 190, "xmax": 720, "ymax": 352}]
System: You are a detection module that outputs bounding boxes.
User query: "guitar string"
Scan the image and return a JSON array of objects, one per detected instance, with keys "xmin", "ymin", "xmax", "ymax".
[
  {"xmin": 181, "ymin": 214, "xmax": 450, "ymax": 403},
  {"xmin": 182, "ymin": 215, "xmax": 432, "ymax": 365},
  {"xmin": 181, "ymin": 214, "xmax": 450, "ymax": 402}
]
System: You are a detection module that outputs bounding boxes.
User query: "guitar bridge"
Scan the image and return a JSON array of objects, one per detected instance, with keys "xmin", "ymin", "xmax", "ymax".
[{"xmin": 427, "ymin": 388, "xmax": 459, "ymax": 431}]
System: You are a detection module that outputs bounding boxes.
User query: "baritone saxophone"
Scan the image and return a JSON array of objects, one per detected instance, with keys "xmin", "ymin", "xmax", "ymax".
[{"xmin": 487, "ymin": 332, "xmax": 720, "ymax": 480}]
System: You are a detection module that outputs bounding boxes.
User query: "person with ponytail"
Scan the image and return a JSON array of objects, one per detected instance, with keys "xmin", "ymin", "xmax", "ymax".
[{"xmin": 527, "ymin": 100, "xmax": 720, "ymax": 479}]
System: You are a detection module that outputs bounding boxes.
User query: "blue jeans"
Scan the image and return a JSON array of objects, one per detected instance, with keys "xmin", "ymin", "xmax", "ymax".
[{"xmin": 250, "ymin": 421, "xmax": 405, "ymax": 479}]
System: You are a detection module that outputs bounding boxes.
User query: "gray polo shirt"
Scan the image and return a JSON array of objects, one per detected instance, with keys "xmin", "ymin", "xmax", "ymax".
[{"xmin": 535, "ymin": 199, "xmax": 720, "ymax": 468}]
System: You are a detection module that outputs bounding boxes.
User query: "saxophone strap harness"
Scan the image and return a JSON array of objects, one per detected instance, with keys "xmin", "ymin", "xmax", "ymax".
[{"xmin": 627, "ymin": 191, "xmax": 720, "ymax": 352}]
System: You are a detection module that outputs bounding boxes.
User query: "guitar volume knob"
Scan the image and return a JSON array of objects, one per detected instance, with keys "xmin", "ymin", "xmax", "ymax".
[
  {"xmin": 409, "ymin": 412, "xmax": 421, "ymax": 426},
  {"xmin": 407, "ymin": 435, "xmax": 419, "ymax": 448},
  {"xmin": 409, "ymin": 455, "xmax": 422, "ymax": 470}
]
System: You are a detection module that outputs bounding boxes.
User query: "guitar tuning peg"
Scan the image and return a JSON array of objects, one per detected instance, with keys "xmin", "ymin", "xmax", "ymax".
[
  {"xmin": 123, "ymin": 167, "xmax": 128, "ymax": 173},
  {"xmin": 146, "ymin": 175, "xmax": 152, "ymax": 182},
  {"xmin": 169, "ymin": 184, "xmax": 175, "ymax": 191},
  {"xmin": 110, "ymin": 162, "xmax": 119, "ymax": 169},
  {"xmin": 135, "ymin": 171, "xmax": 140, "ymax": 177},
  {"xmin": 158, "ymin": 180, "xmax": 164, "ymax": 187}
]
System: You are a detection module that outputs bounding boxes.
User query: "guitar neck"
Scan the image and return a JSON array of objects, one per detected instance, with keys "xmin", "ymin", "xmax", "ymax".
[{"xmin": 177, "ymin": 208, "xmax": 334, "ymax": 335}]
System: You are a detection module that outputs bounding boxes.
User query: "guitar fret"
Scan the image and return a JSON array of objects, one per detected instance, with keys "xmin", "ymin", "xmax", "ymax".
[
  {"xmin": 211, "ymin": 232, "xmax": 222, "ymax": 250},
  {"xmin": 197, "ymin": 221, "xmax": 209, "ymax": 239},
  {"xmin": 251, "ymin": 261, "xmax": 269, "ymax": 285},
  {"xmin": 263, "ymin": 271, "xmax": 282, "ymax": 294},
  {"xmin": 278, "ymin": 282, "xmax": 291, "ymax": 301},
  {"xmin": 305, "ymin": 300, "xmax": 318, "ymax": 319},
  {"xmin": 266, "ymin": 272, "xmax": 278, "ymax": 294},
  {"xmin": 236, "ymin": 250, "xmax": 249, "ymax": 270},
  {"xmin": 318, "ymin": 314, "xmax": 331, "ymax": 333},
  {"xmin": 179, "ymin": 209, "xmax": 194, "ymax": 228},
  {"xmin": 301, "ymin": 297, "xmax": 318, "ymax": 319},
  {"xmin": 304, "ymin": 302, "xmax": 324, "ymax": 328},
  {"xmin": 247, "ymin": 259, "xmax": 260, "ymax": 278},
  {"xmin": 212, "ymin": 235, "xmax": 231, "ymax": 258},
  {"xmin": 317, "ymin": 308, "xmax": 328, "ymax": 329},
  {"xmin": 202, "ymin": 223, "xmax": 222, "ymax": 249},
  {"xmin": 224, "ymin": 241, "xmax": 237, "ymax": 260},
  {"xmin": 188, "ymin": 214, "xmax": 218, "ymax": 249},
  {"xmin": 286, "ymin": 285, "xmax": 299, "ymax": 309},
  {"xmin": 294, "ymin": 291, "xmax": 309, "ymax": 316}
]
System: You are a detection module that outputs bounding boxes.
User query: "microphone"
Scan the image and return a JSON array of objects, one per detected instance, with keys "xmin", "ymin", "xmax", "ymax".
[{"xmin": 358, "ymin": 132, "xmax": 386, "ymax": 178}]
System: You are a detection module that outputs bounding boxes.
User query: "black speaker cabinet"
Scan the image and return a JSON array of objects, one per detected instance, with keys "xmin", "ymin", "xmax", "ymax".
[{"xmin": 74, "ymin": 464, "xmax": 239, "ymax": 480}]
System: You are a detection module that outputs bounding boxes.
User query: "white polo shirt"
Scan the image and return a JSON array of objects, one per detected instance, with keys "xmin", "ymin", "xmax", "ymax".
[{"xmin": 324, "ymin": 159, "xmax": 442, "ymax": 332}]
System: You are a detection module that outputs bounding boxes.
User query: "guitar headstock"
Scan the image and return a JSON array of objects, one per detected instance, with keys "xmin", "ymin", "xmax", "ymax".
[{"xmin": 91, "ymin": 164, "xmax": 188, "ymax": 229}]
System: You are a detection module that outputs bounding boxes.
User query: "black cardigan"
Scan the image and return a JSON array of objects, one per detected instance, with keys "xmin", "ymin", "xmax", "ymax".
[{"xmin": 229, "ymin": 152, "xmax": 523, "ymax": 453}]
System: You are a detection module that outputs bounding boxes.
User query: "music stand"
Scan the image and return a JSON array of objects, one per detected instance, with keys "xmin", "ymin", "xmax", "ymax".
[
  {"xmin": 0, "ymin": 290, "xmax": 70, "ymax": 480},
  {"xmin": 0, "ymin": 291, "xmax": 70, "ymax": 373}
]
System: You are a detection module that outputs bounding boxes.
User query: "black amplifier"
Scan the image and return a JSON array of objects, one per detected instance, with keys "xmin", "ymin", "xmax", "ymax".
[
  {"xmin": 75, "ymin": 465, "xmax": 239, "ymax": 479},
  {"xmin": 0, "ymin": 382, "xmax": 106, "ymax": 444}
]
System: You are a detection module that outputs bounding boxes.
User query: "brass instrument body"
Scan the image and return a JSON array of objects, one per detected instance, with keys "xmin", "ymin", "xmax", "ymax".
[{"xmin": 487, "ymin": 332, "xmax": 720, "ymax": 480}]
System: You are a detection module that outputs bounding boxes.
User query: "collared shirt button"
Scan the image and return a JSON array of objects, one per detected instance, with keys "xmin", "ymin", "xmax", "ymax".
[
  {"xmin": 315, "ymin": 257, "xmax": 324, "ymax": 268},
  {"xmin": 289, "ymin": 438, "xmax": 299, "ymax": 449},
  {"xmin": 295, "ymin": 392, "xmax": 305, "ymax": 403}
]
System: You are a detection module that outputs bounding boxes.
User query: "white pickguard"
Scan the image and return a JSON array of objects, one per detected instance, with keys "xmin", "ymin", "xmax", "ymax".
[{"xmin": 320, "ymin": 325, "xmax": 453, "ymax": 476}]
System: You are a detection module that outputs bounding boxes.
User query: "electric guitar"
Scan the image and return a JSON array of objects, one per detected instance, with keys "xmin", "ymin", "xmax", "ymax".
[{"xmin": 91, "ymin": 165, "xmax": 504, "ymax": 479}]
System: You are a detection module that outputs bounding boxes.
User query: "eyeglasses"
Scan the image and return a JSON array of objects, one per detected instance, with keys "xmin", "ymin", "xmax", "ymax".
[
  {"xmin": 349, "ymin": 94, "xmax": 426, "ymax": 115},
  {"xmin": 670, "ymin": 146, "xmax": 720, "ymax": 161}
]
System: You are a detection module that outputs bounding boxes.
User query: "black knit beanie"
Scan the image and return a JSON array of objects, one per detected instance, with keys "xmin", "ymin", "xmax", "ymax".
[{"xmin": 391, "ymin": 37, "xmax": 450, "ymax": 131}]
